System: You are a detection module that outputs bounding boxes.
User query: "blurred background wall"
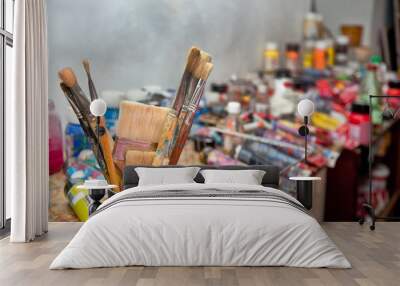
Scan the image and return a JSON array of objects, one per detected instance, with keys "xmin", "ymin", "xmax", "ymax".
[{"xmin": 47, "ymin": 0, "xmax": 376, "ymax": 124}]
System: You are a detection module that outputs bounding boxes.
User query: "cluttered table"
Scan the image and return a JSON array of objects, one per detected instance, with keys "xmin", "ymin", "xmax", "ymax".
[{"xmin": 49, "ymin": 29, "xmax": 400, "ymax": 222}]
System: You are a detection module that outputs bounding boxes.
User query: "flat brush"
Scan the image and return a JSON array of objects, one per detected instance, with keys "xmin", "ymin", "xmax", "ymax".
[
  {"xmin": 82, "ymin": 59, "xmax": 99, "ymax": 101},
  {"xmin": 114, "ymin": 101, "xmax": 169, "ymax": 168}
]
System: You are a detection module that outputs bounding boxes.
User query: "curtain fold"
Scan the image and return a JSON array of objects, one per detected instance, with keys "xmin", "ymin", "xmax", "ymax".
[{"xmin": 9, "ymin": 0, "xmax": 48, "ymax": 242}]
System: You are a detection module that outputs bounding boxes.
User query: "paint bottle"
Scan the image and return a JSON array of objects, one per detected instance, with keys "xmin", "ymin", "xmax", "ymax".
[
  {"xmin": 264, "ymin": 42, "xmax": 280, "ymax": 74},
  {"xmin": 223, "ymin": 101, "xmax": 241, "ymax": 155},
  {"xmin": 348, "ymin": 103, "xmax": 370, "ymax": 146},
  {"xmin": 386, "ymin": 80, "xmax": 400, "ymax": 109},
  {"xmin": 313, "ymin": 40, "xmax": 327, "ymax": 70},
  {"xmin": 325, "ymin": 39, "xmax": 335, "ymax": 67},
  {"xmin": 335, "ymin": 35, "xmax": 349, "ymax": 66},
  {"xmin": 302, "ymin": 41, "xmax": 314, "ymax": 69},
  {"xmin": 285, "ymin": 43, "xmax": 300, "ymax": 75},
  {"xmin": 360, "ymin": 64, "xmax": 382, "ymax": 124},
  {"xmin": 303, "ymin": 12, "xmax": 323, "ymax": 40}
]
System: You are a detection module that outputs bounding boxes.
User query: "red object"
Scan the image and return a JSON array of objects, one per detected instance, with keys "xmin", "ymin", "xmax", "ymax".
[
  {"xmin": 339, "ymin": 85, "xmax": 358, "ymax": 105},
  {"xmin": 386, "ymin": 80, "xmax": 400, "ymax": 108},
  {"xmin": 348, "ymin": 103, "xmax": 370, "ymax": 146},
  {"xmin": 316, "ymin": 79, "xmax": 334, "ymax": 98}
]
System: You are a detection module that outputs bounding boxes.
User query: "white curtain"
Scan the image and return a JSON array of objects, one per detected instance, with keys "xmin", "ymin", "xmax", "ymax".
[{"xmin": 8, "ymin": 0, "xmax": 49, "ymax": 242}]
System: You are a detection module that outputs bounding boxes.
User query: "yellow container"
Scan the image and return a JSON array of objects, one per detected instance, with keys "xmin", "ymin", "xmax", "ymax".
[{"xmin": 66, "ymin": 184, "xmax": 90, "ymax": 221}]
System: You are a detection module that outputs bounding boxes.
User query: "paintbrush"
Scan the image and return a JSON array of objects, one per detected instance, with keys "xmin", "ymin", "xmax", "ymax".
[
  {"xmin": 81, "ymin": 60, "xmax": 122, "ymax": 189},
  {"xmin": 153, "ymin": 48, "xmax": 211, "ymax": 165},
  {"xmin": 126, "ymin": 150, "xmax": 156, "ymax": 166},
  {"xmin": 152, "ymin": 109, "xmax": 178, "ymax": 166},
  {"xmin": 171, "ymin": 47, "xmax": 201, "ymax": 113},
  {"xmin": 169, "ymin": 62, "xmax": 214, "ymax": 164},
  {"xmin": 58, "ymin": 68, "xmax": 93, "ymax": 121},
  {"xmin": 114, "ymin": 101, "xmax": 169, "ymax": 168},
  {"xmin": 82, "ymin": 59, "xmax": 99, "ymax": 101},
  {"xmin": 98, "ymin": 116, "xmax": 122, "ymax": 190}
]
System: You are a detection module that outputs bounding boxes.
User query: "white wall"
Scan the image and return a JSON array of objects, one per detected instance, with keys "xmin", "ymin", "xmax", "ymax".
[
  {"xmin": 47, "ymin": 0, "xmax": 375, "ymax": 124},
  {"xmin": 318, "ymin": 0, "xmax": 375, "ymax": 46}
]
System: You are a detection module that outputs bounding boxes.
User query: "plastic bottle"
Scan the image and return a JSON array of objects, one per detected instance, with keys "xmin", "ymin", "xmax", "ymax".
[
  {"xmin": 386, "ymin": 80, "xmax": 400, "ymax": 110},
  {"xmin": 325, "ymin": 39, "xmax": 335, "ymax": 67},
  {"xmin": 223, "ymin": 101, "xmax": 241, "ymax": 154},
  {"xmin": 302, "ymin": 41, "xmax": 314, "ymax": 69},
  {"xmin": 303, "ymin": 12, "xmax": 319, "ymax": 40},
  {"xmin": 348, "ymin": 103, "xmax": 370, "ymax": 146},
  {"xmin": 264, "ymin": 42, "xmax": 280, "ymax": 74},
  {"xmin": 370, "ymin": 55, "xmax": 386, "ymax": 83},
  {"xmin": 285, "ymin": 43, "xmax": 300, "ymax": 75},
  {"xmin": 335, "ymin": 35, "xmax": 349, "ymax": 66},
  {"xmin": 360, "ymin": 64, "xmax": 382, "ymax": 124},
  {"xmin": 313, "ymin": 40, "xmax": 327, "ymax": 70},
  {"xmin": 48, "ymin": 100, "xmax": 64, "ymax": 175},
  {"xmin": 270, "ymin": 69, "xmax": 295, "ymax": 116}
]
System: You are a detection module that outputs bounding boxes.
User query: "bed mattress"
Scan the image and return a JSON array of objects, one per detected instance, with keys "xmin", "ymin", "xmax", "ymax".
[{"xmin": 50, "ymin": 183, "xmax": 351, "ymax": 269}]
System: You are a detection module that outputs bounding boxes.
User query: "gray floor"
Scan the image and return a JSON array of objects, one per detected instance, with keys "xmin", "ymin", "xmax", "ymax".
[{"xmin": 0, "ymin": 222, "xmax": 399, "ymax": 286}]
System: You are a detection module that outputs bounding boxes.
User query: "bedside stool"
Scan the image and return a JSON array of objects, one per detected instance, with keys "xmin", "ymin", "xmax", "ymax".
[{"xmin": 289, "ymin": 177, "xmax": 321, "ymax": 210}]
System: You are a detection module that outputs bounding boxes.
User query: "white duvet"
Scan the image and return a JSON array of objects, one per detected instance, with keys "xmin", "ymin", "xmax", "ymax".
[{"xmin": 50, "ymin": 183, "xmax": 351, "ymax": 269}]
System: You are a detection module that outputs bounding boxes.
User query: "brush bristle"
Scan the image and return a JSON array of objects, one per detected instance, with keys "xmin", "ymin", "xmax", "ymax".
[
  {"xmin": 82, "ymin": 59, "xmax": 90, "ymax": 74},
  {"xmin": 200, "ymin": 51, "xmax": 212, "ymax": 63},
  {"xmin": 126, "ymin": 150, "xmax": 155, "ymax": 165},
  {"xmin": 186, "ymin": 47, "xmax": 201, "ymax": 74},
  {"xmin": 117, "ymin": 101, "xmax": 170, "ymax": 144},
  {"xmin": 58, "ymin": 67, "xmax": 77, "ymax": 88},
  {"xmin": 192, "ymin": 51, "xmax": 213, "ymax": 79},
  {"xmin": 200, "ymin": 62, "xmax": 214, "ymax": 80}
]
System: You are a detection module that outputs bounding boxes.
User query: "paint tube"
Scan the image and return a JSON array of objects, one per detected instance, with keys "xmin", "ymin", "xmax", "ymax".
[
  {"xmin": 234, "ymin": 145, "xmax": 269, "ymax": 165},
  {"xmin": 243, "ymin": 140, "xmax": 298, "ymax": 167},
  {"xmin": 206, "ymin": 149, "xmax": 243, "ymax": 166}
]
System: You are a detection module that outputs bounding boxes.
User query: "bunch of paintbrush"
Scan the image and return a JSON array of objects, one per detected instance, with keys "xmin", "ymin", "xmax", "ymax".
[
  {"xmin": 153, "ymin": 47, "xmax": 213, "ymax": 165},
  {"xmin": 58, "ymin": 64, "xmax": 121, "ymax": 190}
]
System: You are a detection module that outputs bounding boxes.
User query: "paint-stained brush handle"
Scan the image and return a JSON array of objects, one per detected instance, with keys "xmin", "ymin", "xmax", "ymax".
[
  {"xmin": 98, "ymin": 117, "xmax": 122, "ymax": 190},
  {"xmin": 153, "ymin": 109, "xmax": 178, "ymax": 166}
]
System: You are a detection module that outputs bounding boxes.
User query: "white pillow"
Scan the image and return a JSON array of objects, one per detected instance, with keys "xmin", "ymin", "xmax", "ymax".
[
  {"xmin": 200, "ymin": 169, "xmax": 266, "ymax": 185},
  {"xmin": 135, "ymin": 167, "xmax": 200, "ymax": 186}
]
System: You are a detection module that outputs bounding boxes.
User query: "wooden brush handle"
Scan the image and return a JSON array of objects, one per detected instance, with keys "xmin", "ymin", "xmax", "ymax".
[
  {"xmin": 169, "ymin": 103, "xmax": 197, "ymax": 165},
  {"xmin": 153, "ymin": 110, "xmax": 178, "ymax": 166},
  {"xmin": 168, "ymin": 113, "xmax": 193, "ymax": 165},
  {"xmin": 98, "ymin": 117, "xmax": 122, "ymax": 191}
]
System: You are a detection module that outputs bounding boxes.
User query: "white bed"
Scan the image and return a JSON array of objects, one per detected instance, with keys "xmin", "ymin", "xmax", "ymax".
[{"xmin": 50, "ymin": 183, "xmax": 351, "ymax": 269}]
